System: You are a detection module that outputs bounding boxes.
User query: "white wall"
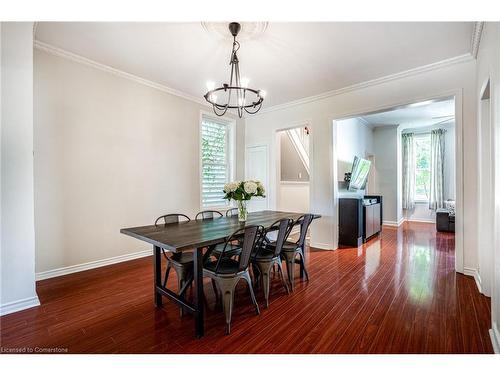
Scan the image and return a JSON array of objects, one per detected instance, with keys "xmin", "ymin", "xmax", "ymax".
[
  {"xmin": 336, "ymin": 118, "xmax": 374, "ymax": 182},
  {"xmin": 34, "ymin": 49, "xmax": 245, "ymax": 274},
  {"xmin": 475, "ymin": 22, "xmax": 500, "ymax": 351},
  {"xmin": 444, "ymin": 125, "xmax": 456, "ymax": 200},
  {"xmin": 245, "ymin": 58, "xmax": 477, "ymax": 272},
  {"xmin": 372, "ymin": 125, "xmax": 401, "ymax": 224},
  {"xmin": 278, "ymin": 182, "xmax": 310, "ymax": 213},
  {"xmin": 0, "ymin": 23, "xmax": 39, "ymax": 315}
]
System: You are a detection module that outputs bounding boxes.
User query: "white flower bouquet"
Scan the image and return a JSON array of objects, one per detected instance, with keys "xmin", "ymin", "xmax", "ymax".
[{"xmin": 223, "ymin": 180, "xmax": 266, "ymax": 221}]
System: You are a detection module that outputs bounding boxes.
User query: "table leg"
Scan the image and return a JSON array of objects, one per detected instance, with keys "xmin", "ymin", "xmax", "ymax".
[
  {"xmin": 153, "ymin": 245, "xmax": 163, "ymax": 307},
  {"xmin": 193, "ymin": 247, "xmax": 205, "ymax": 338}
]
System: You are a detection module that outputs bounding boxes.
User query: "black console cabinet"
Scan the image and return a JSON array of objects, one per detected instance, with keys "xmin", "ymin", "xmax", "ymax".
[{"xmin": 339, "ymin": 195, "xmax": 382, "ymax": 247}]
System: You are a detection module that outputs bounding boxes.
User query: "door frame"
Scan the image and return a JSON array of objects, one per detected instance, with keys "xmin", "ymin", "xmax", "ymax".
[
  {"xmin": 245, "ymin": 144, "xmax": 270, "ymax": 210},
  {"xmin": 478, "ymin": 77, "xmax": 493, "ymax": 296}
]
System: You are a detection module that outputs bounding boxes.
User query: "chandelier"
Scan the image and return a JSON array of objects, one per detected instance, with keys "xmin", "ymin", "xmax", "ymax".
[{"xmin": 204, "ymin": 22, "xmax": 266, "ymax": 118}]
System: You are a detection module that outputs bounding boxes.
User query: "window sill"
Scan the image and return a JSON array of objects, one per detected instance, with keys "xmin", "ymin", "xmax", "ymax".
[
  {"xmin": 280, "ymin": 181, "xmax": 310, "ymax": 185},
  {"xmin": 201, "ymin": 205, "xmax": 232, "ymax": 212}
]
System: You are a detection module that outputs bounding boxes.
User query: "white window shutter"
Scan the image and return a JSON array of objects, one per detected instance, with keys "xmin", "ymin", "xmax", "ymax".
[{"xmin": 201, "ymin": 117, "xmax": 230, "ymax": 208}]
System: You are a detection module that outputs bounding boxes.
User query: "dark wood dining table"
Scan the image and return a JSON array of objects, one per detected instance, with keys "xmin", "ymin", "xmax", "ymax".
[{"xmin": 120, "ymin": 210, "xmax": 321, "ymax": 338}]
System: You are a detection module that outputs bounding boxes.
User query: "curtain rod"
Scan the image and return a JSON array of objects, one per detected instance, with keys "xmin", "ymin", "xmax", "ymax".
[{"xmin": 402, "ymin": 124, "xmax": 452, "ymax": 135}]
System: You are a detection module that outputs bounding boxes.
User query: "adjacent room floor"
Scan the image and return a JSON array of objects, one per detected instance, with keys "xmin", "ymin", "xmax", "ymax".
[{"xmin": 0, "ymin": 222, "xmax": 492, "ymax": 353}]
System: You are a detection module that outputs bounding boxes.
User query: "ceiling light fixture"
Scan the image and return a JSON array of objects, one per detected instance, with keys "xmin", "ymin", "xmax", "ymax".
[{"xmin": 204, "ymin": 22, "xmax": 266, "ymax": 118}]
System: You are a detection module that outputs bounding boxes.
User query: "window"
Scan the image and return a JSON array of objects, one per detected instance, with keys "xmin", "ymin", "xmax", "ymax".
[
  {"xmin": 414, "ymin": 134, "xmax": 431, "ymax": 202},
  {"xmin": 200, "ymin": 114, "xmax": 234, "ymax": 208}
]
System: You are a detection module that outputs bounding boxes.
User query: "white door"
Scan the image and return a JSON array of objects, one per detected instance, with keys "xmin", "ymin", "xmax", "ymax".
[{"xmin": 246, "ymin": 145, "xmax": 269, "ymax": 212}]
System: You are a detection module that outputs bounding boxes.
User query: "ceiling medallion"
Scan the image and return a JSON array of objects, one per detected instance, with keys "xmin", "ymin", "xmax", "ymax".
[
  {"xmin": 201, "ymin": 22, "xmax": 268, "ymax": 42},
  {"xmin": 203, "ymin": 22, "xmax": 266, "ymax": 118}
]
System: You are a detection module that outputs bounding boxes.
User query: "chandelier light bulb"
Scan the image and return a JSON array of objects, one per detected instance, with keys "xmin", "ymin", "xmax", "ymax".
[
  {"xmin": 240, "ymin": 78, "xmax": 249, "ymax": 88},
  {"xmin": 209, "ymin": 93, "xmax": 217, "ymax": 102},
  {"xmin": 259, "ymin": 90, "xmax": 267, "ymax": 98},
  {"xmin": 238, "ymin": 97, "xmax": 245, "ymax": 107},
  {"xmin": 206, "ymin": 81, "xmax": 215, "ymax": 91}
]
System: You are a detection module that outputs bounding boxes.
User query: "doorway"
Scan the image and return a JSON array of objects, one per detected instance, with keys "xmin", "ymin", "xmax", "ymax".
[
  {"xmin": 332, "ymin": 95, "xmax": 461, "ymax": 271},
  {"xmin": 276, "ymin": 125, "xmax": 311, "ymax": 214}
]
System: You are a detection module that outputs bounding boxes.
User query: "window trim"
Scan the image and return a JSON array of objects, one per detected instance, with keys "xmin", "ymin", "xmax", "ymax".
[{"xmin": 199, "ymin": 111, "xmax": 236, "ymax": 210}]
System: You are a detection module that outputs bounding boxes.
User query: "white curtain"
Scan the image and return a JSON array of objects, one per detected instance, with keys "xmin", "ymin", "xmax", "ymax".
[
  {"xmin": 429, "ymin": 129, "xmax": 446, "ymax": 210},
  {"xmin": 402, "ymin": 133, "xmax": 415, "ymax": 210}
]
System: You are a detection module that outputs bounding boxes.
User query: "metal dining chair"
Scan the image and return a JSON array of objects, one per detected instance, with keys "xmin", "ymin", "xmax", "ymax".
[
  {"xmin": 203, "ymin": 225, "xmax": 262, "ymax": 335},
  {"xmin": 195, "ymin": 210, "xmax": 223, "ymax": 220},
  {"xmin": 280, "ymin": 214, "xmax": 314, "ymax": 291},
  {"xmin": 251, "ymin": 218, "xmax": 292, "ymax": 307},
  {"xmin": 155, "ymin": 213, "xmax": 193, "ymax": 316},
  {"xmin": 264, "ymin": 214, "xmax": 314, "ymax": 291},
  {"xmin": 194, "ymin": 209, "xmax": 241, "ymax": 259}
]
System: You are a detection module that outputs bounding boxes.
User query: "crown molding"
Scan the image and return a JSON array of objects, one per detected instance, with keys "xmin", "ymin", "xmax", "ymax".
[
  {"xmin": 259, "ymin": 53, "xmax": 474, "ymax": 115},
  {"xmin": 471, "ymin": 22, "xmax": 484, "ymax": 59},
  {"xmin": 34, "ymin": 40, "xmax": 207, "ymax": 106},
  {"xmin": 35, "ymin": 24, "xmax": 479, "ymax": 119}
]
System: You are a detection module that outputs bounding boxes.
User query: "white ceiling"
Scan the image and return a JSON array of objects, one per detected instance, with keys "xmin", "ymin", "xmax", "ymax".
[
  {"xmin": 35, "ymin": 22, "xmax": 474, "ymax": 108},
  {"xmin": 360, "ymin": 98, "xmax": 455, "ymax": 128}
]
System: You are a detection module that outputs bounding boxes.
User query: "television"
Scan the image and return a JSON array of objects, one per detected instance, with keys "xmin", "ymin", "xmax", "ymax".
[{"xmin": 348, "ymin": 156, "xmax": 371, "ymax": 190}]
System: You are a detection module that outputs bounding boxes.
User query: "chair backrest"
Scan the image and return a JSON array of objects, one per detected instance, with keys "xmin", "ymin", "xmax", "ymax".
[
  {"xmin": 226, "ymin": 208, "xmax": 239, "ymax": 217},
  {"xmin": 215, "ymin": 225, "xmax": 262, "ymax": 273},
  {"xmin": 238, "ymin": 225, "xmax": 263, "ymax": 271},
  {"xmin": 195, "ymin": 210, "xmax": 223, "ymax": 220},
  {"xmin": 270, "ymin": 218, "xmax": 294, "ymax": 257},
  {"xmin": 295, "ymin": 214, "xmax": 314, "ymax": 248},
  {"xmin": 255, "ymin": 218, "xmax": 293, "ymax": 257},
  {"xmin": 154, "ymin": 213, "xmax": 191, "ymax": 226}
]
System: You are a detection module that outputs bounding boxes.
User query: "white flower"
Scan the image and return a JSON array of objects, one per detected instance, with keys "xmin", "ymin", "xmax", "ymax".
[
  {"xmin": 244, "ymin": 181, "xmax": 258, "ymax": 195},
  {"xmin": 224, "ymin": 181, "xmax": 239, "ymax": 193},
  {"xmin": 251, "ymin": 180, "xmax": 265, "ymax": 194}
]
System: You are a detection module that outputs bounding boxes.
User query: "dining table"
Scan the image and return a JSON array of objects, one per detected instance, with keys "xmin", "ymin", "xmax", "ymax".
[{"xmin": 120, "ymin": 210, "xmax": 321, "ymax": 338}]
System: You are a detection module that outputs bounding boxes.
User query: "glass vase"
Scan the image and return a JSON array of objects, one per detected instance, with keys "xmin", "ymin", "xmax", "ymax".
[{"xmin": 237, "ymin": 200, "xmax": 248, "ymax": 222}]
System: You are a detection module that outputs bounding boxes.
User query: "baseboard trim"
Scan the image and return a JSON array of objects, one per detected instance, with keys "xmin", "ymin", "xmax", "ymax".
[
  {"xmin": 36, "ymin": 249, "xmax": 153, "ymax": 281},
  {"xmin": 405, "ymin": 218, "xmax": 435, "ymax": 224},
  {"xmin": 383, "ymin": 218, "xmax": 405, "ymax": 227},
  {"xmin": 309, "ymin": 241, "xmax": 333, "ymax": 250},
  {"xmin": 463, "ymin": 267, "xmax": 482, "ymax": 294},
  {"xmin": 382, "ymin": 221, "xmax": 398, "ymax": 227},
  {"xmin": 490, "ymin": 323, "xmax": 500, "ymax": 354},
  {"xmin": 0, "ymin": 296, "xmax": 40, "ymax": 316}
]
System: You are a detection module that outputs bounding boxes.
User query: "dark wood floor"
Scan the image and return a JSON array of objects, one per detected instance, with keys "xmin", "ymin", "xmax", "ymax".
[{"xmin": 0, "ymin": 222, "xmax": 493, "ymax": 353}]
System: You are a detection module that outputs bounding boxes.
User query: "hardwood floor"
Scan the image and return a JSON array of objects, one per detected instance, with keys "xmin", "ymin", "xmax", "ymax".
[{"xmin": 0, "ymin": 222, "xmax": 493, "ymax": 353}]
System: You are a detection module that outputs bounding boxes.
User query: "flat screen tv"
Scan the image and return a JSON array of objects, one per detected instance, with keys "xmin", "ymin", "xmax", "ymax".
[{"xmin": 348, "ymin": 156, "xmax": 371, "ymax": 190}]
